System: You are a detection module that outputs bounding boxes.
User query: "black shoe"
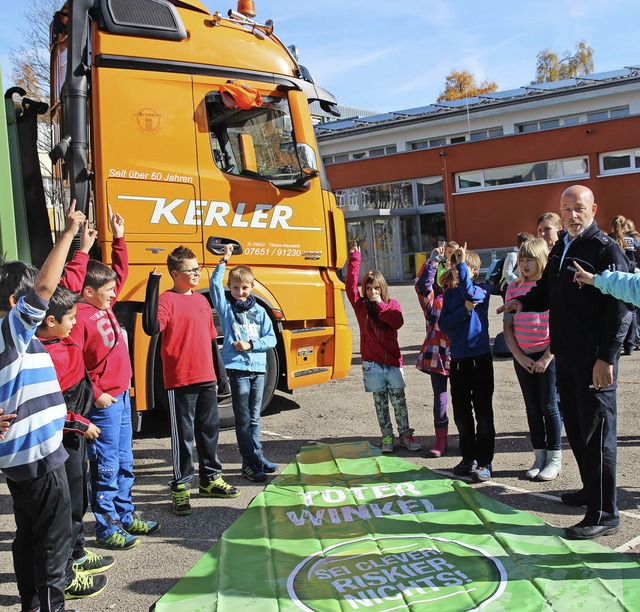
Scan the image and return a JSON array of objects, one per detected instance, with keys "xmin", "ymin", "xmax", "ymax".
[
  {"xmin": 623, "ymin": 346, "xmax": 632, "ymax": 356},
  {"xmin": 65, "ymin": 572, "xmax": 108, "ymax": 599},
  {"xmin": 564, "ymin": 522, "xmax": 620, "ymax": 540},
  {"xmin": 560, "ymin": 489, "xmax": 586, "ymax": 506}
]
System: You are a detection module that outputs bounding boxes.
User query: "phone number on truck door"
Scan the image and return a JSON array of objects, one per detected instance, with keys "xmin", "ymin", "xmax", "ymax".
[{"xmin": 244, "ymin": 247, "xmax": 302, "ymax": 257}]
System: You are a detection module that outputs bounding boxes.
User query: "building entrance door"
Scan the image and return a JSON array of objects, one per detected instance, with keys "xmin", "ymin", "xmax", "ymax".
[{"xmin": 345, "ymin": 217, "xmax": 401, "ymax": 282}]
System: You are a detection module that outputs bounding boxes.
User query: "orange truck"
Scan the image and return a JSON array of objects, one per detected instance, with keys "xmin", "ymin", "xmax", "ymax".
[{"xmin": 48, "ymin": 0, "xmax": 351, "ymax": 427}]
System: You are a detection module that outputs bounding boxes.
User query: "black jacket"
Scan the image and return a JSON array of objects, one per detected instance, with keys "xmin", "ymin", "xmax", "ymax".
[{"xmin": 518, "ymin": 221, "xmax": 630, "ymax": 364}]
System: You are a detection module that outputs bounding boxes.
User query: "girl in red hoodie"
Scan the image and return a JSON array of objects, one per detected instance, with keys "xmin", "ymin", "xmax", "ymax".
[{"xmin": 346, "ymin": 245, "xmax": 421, "ymax": 454}]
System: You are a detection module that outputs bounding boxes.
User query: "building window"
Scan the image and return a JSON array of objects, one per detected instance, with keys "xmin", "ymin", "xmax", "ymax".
[
  {"xmin": 419, "ymin": 212, "xmax": 446, "ymax": 252},
  {"xmin": 351, "ymin": 152, "xmax": 367, "ymax": 160},
  {"xmin": 362, "ymin": 181, "xmax": 413, "ymax": 210},
  {"xmin": 518, "ymin": 107, "xmax": 629, "ymax": 133},
  {"xmin": 410, "ymin": 140, "xmax": 429, "ymax": 151},
  {"xmin": 456, "ymin": 156, "xmax": 589, "ymax": 192},
  {"xmin": 600, "ymin": 149, "xmax": 640, "ymax": 174},
  {"xmin": 450, "ymin": 135, "xmax": 466, "ymax": 144},
  {"xmin": 335, "ymin": 188, "xmax": 360, "ymax": 211},
  {"xmin": 417, "ymin": 176, "xmax": 444, "ymax": 205}
]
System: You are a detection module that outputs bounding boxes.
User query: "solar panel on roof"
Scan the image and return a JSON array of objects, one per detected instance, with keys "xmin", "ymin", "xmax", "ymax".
[
  {"xmin": 315, "ymin": 120, "xmax": 359, "ymax": 131},
  {"xmin": 353, "ymin": 113, "xmax": 396, "ymax": 124},
  {"xmin": 478, "ymin": 88, "xmax": 528, "ymax": 100},
  {"xmin": 526, "ymin": 79, "xmax": 578, "ymax": 91},
  {"xmin": 579, "ymin": 69, "xmax": 631, "ymax": 81},
  {"xmin": 434, "ymin": 97, "xmax": 480, "ymax": 108},
  {"xmin": 393, "ymin": 105, "xmax": 437, "ymax": 116}
]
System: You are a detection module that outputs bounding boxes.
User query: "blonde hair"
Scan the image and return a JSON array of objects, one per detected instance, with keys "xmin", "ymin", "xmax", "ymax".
[
  {"xmin": 361, "ymin": 270, "xmax": 390, "ymax": 303},
  {"xmin": 449, "ymin": 250, "xmax": 481, "ymax": 279},
  {"xmin": 611, "ymin": 215, "xmax": 628, "ymax": 250},
  {"xmin": 228, "ymin": 265, "xmax": 254, "ymax": 285},
  {"xmin": 517, "ymin": 238, "xmax": 548, "ymax": 285}
]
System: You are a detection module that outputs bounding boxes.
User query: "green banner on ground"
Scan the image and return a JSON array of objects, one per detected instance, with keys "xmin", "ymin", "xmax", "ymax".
[{"xmin": 154, "ymin": 442, "xmax": 640, "ymax": 611}]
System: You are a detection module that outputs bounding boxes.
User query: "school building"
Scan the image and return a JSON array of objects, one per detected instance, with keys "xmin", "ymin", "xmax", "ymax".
[{"xmin": 315, "ymin": 66, "xmax": 640, "ymax": 281}]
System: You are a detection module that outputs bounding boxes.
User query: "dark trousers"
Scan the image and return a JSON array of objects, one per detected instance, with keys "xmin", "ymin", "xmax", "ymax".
[
  {"xmin": 63, "ymin": 433, "xmax": 88, "ymax": 562},
  {"xmin": 167, "ymin": 381, "xmax": 222, "ymax": 488},
  {"xmin": 513, "ymin": 352, "xmax": 562, "ymax": 451},
  {"xmin": 7, "ymin": 463, "xmax": 72, "ymax": 612},
  {"xmin": 555, "ymin": 354, "xmax": 619, "ymax": 526},
  {"xmin": 449, "ymin": 353, "xmax": 495, "ymax": 466}
]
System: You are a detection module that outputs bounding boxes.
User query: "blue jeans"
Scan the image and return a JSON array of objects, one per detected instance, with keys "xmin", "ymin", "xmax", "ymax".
[
  {"xmin": 228, "ymin": 370, "xmax": 265, "ymax": 466},
  {"xmin": 513, "ymin": 352, "xmax": 562, "ymax": 451},
  {"xmin": 87, "ymin": 391, "xmax": 135, "ymax": 537}
]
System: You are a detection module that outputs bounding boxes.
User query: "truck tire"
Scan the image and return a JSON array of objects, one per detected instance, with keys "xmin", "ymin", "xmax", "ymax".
[{"xmin": 152, "ymin": 340, "xmax": 279, "ymax": 430}]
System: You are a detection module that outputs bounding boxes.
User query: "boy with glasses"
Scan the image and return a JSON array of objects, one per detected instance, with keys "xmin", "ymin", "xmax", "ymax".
[{"xmin": 143, "ymin": 246, "xmax": 239, "ymax": 516}]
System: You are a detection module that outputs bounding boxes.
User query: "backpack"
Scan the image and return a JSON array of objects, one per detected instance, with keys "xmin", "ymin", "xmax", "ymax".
[{"xmin": 485, "ymin": 257, "xmax": 506, "ymax": 296}]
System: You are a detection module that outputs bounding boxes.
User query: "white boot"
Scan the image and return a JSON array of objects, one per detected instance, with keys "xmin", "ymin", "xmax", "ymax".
[
  {"xmin": 526, "ymin": 449, "xmax": 547, "ymax": 480},
  {"xmin": 538, "ymin": 449, "xmax": 562, "ymax": 481}
]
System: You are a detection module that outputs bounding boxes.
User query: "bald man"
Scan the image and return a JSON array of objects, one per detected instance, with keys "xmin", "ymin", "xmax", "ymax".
[{"xmin": 503, "ymin": 185, "xmax": 631, "ymax": 540}]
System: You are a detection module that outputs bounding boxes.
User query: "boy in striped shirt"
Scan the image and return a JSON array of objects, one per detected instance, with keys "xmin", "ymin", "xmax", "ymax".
[{"xmin": 0, "ymin": 203, "xmax": 85, "ymax": 612}]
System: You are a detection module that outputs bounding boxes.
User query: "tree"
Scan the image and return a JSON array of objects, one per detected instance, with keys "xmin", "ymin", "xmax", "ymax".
[
  {"xmin": 437, "ymin": 70, "xmax": 498, "ymax": 102},
  {"xmin": 9, "ymin": 0, "xmax": 64, "ymax": 101},
  {"xmin": 533, "ymin": 40, "xmax": 594, "ymax": 83}
]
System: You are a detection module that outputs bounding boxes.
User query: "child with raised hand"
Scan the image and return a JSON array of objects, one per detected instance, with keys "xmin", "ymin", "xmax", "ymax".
[
  {"xmin": 346, "ymin": 243, "xmax": 421, "ymax": 453},
  {"xmin": 69, "ymin": 205, "xmax": 159, "ymax": 550},
  {"xmin": 503, "ymin": 238, "xmax": 562, "ymax": 481},
  {"xmin": 439, "ymin": 242, "xmax": 495, "ymax": 481},
  {"xmin": 574, "ymin": 261, "xmax": 640, "ymax": 307},
  {"xmin": 0, "ymin": 201, "xmax": 85, "ymax": 612},
  {"xmin": 143, "ymin": 246, "xmax": 239, "ymax": 517},
  {"xmin": 415, "ymin": 242, "xmax": 452, "ymax": 458},
  {"xmin": 209, "ymin": 243, "xmax": 278, "ymax": 481}
]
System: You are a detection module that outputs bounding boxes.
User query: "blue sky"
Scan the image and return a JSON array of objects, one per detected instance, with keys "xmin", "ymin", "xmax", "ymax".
[{"xmin": 1, "ymin": 0, "xmax": 639, "ymax": 112}]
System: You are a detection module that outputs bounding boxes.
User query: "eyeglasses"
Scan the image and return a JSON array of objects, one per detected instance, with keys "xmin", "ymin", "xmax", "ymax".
[{"xmin": 177, "ymin": 266, "xmax": 202, "ymax": 276}]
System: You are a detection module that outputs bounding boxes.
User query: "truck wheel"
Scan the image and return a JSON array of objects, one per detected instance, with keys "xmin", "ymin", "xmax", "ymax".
[{"xmin": 217, "ymin": 346, "xmax": 279, "ymax": 429}]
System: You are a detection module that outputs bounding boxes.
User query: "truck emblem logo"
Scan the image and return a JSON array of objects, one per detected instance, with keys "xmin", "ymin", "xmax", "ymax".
[{"xmin": 136, "ymin": 108, "xmax": 162, "ymax": 134}]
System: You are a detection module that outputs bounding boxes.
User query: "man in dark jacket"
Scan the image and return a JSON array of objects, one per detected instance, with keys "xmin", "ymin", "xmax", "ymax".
[{"xmin": 503, "ymin": 185, "xmax": 630, "ymax": 540}]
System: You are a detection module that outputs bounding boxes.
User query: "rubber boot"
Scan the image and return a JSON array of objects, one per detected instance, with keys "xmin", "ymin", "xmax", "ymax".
[
  {"xmin": 525, "ymin": 449, "xmax": 547, "ymax": 480},
  {"xmin": 428, "ymin": 427, "xmax": 448, "ymax": 458},
  {"xmin": 538, "ymin": 449, "xmax": 562, "ymax": 481}
]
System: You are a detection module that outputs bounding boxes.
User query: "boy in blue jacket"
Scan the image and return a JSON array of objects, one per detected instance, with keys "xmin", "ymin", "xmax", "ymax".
[
  {"xmin": 210, "ymin": 244, "xmax": 277, "ymax": 482},
  {"xmin": 439, "ymin": 244, "xmax": 496, "ymax": 482}
]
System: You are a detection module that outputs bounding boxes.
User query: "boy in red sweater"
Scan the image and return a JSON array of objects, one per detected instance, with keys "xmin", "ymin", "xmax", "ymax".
[
  {"xmin": 143, "ymin": 246, "xmax": 239, "ymax": 516},
  {"xmin": 68, "ymin": 206, "xmax": 159, "ymax": 549}
]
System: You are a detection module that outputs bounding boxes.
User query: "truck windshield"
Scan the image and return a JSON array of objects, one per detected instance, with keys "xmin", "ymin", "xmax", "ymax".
[{"xmin": 206, "ymin": 93, "xmax": 302, "ymax": 185}]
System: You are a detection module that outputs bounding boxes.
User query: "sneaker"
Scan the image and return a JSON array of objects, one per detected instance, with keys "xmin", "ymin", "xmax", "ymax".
[
  {"xmin": 123, "ymin": 513, "xmax": 160, "ymax": 535},
  {"xmin": 96, "ymin": 527, "xmax": 140, "ymax": 550},
  {"xmin": 452, "ymin": 460, "xmax": 477, "ymax": 476},
  {"xmin": 242, "ymin": 463, "xmax": 267, "ymax": 482},
  {"xmin": 171, "ymin": 483, "xmax": 192, "ymax": 516},
  {"xmin": 65, "ymin": 571, "xmax": 108, "ymax": 599},
  {"xmin": 380, "ymin": 435, "xmax": 395, "ymax": 453},
  {"xmin": 475, "ymin": 464, "xmax": 492, "ymax": 482},
  {"xmin": 398, "ymin": 432, "xmax": 422, "ymax": 451},
  {"xmin": 72, "ymin": 550, "xmax": 115, "ymax": 574},
  {"xmin": 199, "ymin": 475, "xmax": 240, "ymax": 498},
  {"xmin": 258, "ymin": 455, "xmax": 278, "ymax": 473}
]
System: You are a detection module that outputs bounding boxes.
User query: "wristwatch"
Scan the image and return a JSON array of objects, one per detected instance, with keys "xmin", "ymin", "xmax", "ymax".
[{"xmin": 219, "ymin": 257, "xmax": 228, "ymax": 264}]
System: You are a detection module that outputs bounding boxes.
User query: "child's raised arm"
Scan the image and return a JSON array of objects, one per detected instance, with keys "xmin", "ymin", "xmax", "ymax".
[{"xmin": 35, "ymin": 200, "xmax": 85, "ymax": 302}]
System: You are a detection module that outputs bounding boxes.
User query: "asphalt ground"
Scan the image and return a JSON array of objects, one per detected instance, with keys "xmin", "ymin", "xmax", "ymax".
[{"xmin": 1, "ymin": 283, "xmax": 639, "ymax": 611}]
